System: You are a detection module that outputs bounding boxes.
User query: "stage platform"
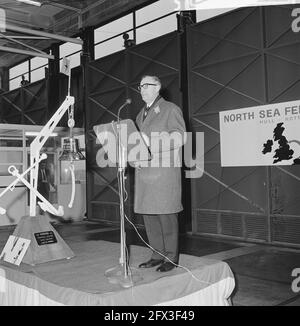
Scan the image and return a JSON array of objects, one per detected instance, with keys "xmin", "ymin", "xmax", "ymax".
[{"xmin": 0, "ymin": 239, "xmax": 235, "ymax": 306}]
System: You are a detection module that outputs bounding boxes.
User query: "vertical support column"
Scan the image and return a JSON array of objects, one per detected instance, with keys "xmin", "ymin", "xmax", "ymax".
[
  {"xmin": 124, "ymin": 47, "xmax": 134, "ymax": 227},
  {"xmin": 261, "ymin": 7, "xmax": 272, "ymax": 243},
  {"xmin": 20, "ymin": 81, "xmax": 25, "ymax": 124},
  {"xmin": 28, "ymin": 60, "xmax": 31, "ymax": 83},
  {"xmin": 133, "ymin": 11, "xmax": 137, "ymax": 45},
  {"xmin": 177, "ymin": 10, "xmax": 196, "ymax": 233},
  {"xmin": 81, "ymin": 28, "xmax": 93, "ymax": 221},
  {"xmin": 0, "ymin": 67, "xmax": 9, "ymax": 92},
  {"xmin": 0, "ymin": 67, "xmax": 8, "ymax": 123},
  {"xmin": 81, "ymin": 27, "xmax": 95, "ymax": 62},
  {"xmin": 80, "ymin": 27, "xmax": 94, "ymax": 126},
  {"xmin": 47, "ymin": 44, "xmax": 60, "ymax": 122}
]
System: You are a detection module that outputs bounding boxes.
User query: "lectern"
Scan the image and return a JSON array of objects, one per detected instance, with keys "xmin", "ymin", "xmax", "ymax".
[{"xmin": 94, "ymin": 119, "xmax": 150, "ymax": 288}]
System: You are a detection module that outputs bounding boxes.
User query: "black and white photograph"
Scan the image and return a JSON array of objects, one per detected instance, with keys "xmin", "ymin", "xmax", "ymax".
[{"xmin": 0, "ymin": 0, "xmax": 300, "ymax": 309}]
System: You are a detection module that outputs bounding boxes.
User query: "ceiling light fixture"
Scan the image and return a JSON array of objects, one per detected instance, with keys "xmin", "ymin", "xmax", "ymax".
[{"xmin": 16, "ymin": 0, "xmax": 42, "ymax": 7}]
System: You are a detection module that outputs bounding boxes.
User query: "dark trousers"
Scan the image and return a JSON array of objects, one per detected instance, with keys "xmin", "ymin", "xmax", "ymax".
[{"xmin": 143, "ymin": 213, "xmax": 179, "ymax": 262}]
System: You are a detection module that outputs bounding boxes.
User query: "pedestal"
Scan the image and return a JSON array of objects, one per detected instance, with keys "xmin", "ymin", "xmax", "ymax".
[{"xmin": 11, "ymin": 214, "xmax": 74, "ymax": 265}]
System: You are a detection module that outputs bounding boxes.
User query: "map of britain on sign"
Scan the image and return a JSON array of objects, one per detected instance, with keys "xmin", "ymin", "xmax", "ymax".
[{"xmin": 262, "ymin": 122, "xmax": 300, "ymax": 165}]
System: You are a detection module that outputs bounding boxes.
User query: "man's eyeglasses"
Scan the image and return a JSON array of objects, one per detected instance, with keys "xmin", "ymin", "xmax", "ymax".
[{"xmin": 138, "ymin": 83, "xmax": 158, "ymax": 91}]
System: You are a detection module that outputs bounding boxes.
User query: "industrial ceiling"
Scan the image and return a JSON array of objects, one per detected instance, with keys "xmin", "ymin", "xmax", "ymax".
[{"xmin": 0, "ymin": 0, "xmax": 156, "ymax": 68}]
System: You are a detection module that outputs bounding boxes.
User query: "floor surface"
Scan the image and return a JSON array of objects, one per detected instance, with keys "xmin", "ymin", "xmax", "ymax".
[{"xmin": 1, "ymin": 220, "xmax": 300, "ymax": 306}]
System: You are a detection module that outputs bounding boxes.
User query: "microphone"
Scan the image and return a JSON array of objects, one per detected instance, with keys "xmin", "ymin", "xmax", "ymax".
[{"xmin": 117, "ymin": 98, "xmax": 132, "ymax": 122}]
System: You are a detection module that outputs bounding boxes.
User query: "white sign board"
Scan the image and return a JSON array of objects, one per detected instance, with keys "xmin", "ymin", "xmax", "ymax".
[
  {"xmin": 219, "ymin": 100, "xmax": 300, "ymax": 167},
  {"xmin": 0, "ymin": 236, "xmax": 30, "ymax": 266}
]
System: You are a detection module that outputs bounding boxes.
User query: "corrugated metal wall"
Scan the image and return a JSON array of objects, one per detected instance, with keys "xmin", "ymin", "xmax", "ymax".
[
  {"xmin": 0, "ymin": 70, "xmax": 83, "ymax": 128},
  {"xmin": 1, "ymin": 80, "xmax": 47, "ymax": 125},
  {"xmin": 187, "ymin": 6, "xmax": 300, "ymax": 246}
]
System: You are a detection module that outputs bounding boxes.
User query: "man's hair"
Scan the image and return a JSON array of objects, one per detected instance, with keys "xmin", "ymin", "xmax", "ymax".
[{"xmin": 140, "ymin": 75, "xmax": 162, "ymax": 90}]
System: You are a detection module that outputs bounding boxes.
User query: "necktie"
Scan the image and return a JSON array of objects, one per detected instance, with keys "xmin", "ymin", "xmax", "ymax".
[
  {"xmin": 142, "ymin": 96, "xmax": 161, "ymax": 122},
  {"xmin": 143, "ymin": 106, "xmax": 150, "ymax": 121}
]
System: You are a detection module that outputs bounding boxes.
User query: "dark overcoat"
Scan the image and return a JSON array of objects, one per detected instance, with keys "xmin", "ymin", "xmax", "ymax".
[
  {"xmin": 37, "ymin": 167, "xmax": 51, "ymax": 200},
  {"xmin": 134, "ymin": 97, "xmax": 186, "ymax": 214}
]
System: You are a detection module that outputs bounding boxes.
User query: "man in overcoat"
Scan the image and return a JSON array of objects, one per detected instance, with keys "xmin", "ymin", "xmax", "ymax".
[
  {"xmin": 37, "ymin": 160, "xmax": 52, "ymax": 202},
  {"xmin": 134, "ymin": 75, "xmax": 186, "ymax": 272}
]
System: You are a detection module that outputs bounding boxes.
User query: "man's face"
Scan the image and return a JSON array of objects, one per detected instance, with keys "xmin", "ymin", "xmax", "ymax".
[{"xmin": 139, "ymin": 77, "xmax": 160, "ymax": 105}]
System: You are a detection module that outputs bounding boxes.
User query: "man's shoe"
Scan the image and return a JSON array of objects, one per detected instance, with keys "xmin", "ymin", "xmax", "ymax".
[
  {"xmin": 156, "ymin": 262, "xmax": 177, "ymax": 272},
  {"xmin": 138, "ymin": 259, "xmax": 164, "ymax": 268}
]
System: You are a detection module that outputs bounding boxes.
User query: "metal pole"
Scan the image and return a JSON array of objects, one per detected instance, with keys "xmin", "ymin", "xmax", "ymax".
[
  {"xmin": 0, "ymin": 45, "xmax": 54, "ymax": 59},
  {"xmin": 5, "ymin": 23, "xmax": 83, "ymax": 45},
  {"xmin": 117, "ymin": 125, "xmax": 127, "ymax": 276},
  {"xmin": 0, "ymin": 32, "xmax": 49, "ymax": 55}
]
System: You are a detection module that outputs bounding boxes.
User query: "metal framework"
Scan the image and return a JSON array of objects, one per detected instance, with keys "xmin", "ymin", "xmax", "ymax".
[{"xmin": 0, "ymin": 21, "xmax": 83, "ymax": 59}]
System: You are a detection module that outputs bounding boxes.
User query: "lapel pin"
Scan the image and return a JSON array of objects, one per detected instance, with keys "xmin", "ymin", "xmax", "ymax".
[{"xmin": 154, "ymin": 106, "xmax": 160, "ymax": 114}]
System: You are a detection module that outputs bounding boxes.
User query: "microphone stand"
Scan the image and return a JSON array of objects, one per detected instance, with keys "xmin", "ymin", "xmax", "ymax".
[{"xmin": 104, "ymin": 99, "xmax": 142, "ymax": 288}]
